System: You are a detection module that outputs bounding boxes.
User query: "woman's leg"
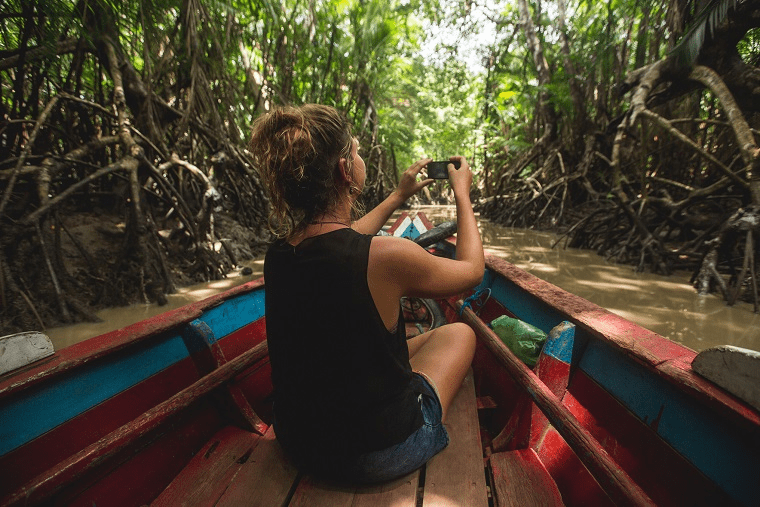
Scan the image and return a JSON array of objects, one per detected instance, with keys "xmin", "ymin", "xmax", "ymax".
[{"xmin": 408, "ymin": 322, "xmax": 476, "ymax": 421}]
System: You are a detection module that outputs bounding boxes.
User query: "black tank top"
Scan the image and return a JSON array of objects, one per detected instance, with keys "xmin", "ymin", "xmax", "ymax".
[{"xmin": 265, "ymin": 228, "xmax": 424, "ymax": 463}]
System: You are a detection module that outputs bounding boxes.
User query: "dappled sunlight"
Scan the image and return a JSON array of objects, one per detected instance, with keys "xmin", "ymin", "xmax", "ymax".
[
  {"xmin": 574, "ymin": 280, "xmax": 641, "ymax": 292},
  {"xmin": 527, "ymin": 264, "xmax": 560, "ymax": 274},
  {"xmin": 423, "ymin": 206, "xmax": 760, "ymax": 353},
  {"xmin": 606, "ymin": 308, "xmax": 663, "ymax": 330},
  {"xmin": 45, "ymin": 206, "xmax": 760, "ymax": 353},
  {"xmin": 418, "ymin": 494, "xmax": 459, "ymax": 507}
]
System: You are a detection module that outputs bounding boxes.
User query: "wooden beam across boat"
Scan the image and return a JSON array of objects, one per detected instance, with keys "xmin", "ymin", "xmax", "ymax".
[
  {"xmin": 1, "ymin": 340, "xmax": 269, "ymax": 507},
  {"xmin": 457, "ymin": 300, "xmax": 657, "ymax": 507}
]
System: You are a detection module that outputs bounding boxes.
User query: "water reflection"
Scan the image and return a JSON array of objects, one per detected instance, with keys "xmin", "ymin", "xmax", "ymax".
[{"xmin": 46, "ymin": 205, "xmax": 760, "ymax": 353}]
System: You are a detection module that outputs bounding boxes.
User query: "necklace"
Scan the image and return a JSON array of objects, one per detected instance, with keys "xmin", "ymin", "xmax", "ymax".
[{"xmin": 310, "ymin": 220, "xmax": 351, "ymax": 227}]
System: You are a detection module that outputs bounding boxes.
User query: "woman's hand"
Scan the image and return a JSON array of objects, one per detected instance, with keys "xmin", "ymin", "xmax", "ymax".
[
  {"xmin": 393, "ymin": 158, "xmax": 434, "ymax": 201},
  {"xmin": 447, "ymin": 156, "xmax": 472, "ymax": 199}
]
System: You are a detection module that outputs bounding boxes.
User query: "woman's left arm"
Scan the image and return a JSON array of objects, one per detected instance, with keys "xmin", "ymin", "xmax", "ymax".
[{"xmin": 352, "ymin": 158, "xmax": 433, "ymax": 235}]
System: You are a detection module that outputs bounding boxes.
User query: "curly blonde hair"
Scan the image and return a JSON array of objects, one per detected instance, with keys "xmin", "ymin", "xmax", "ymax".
[{"xmin": 249, "ymin": 104, "xmax": 358, "ymax": 240}]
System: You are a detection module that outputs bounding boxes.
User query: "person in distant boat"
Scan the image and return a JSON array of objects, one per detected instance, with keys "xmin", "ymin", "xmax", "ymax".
[{"xmin": 250, "ymin": 104, "xmax": 484, "ymax": 484}]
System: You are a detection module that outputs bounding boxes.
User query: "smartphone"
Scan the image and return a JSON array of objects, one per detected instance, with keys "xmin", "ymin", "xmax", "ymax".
[{"xmin": 426, "ymin": 160, "xmax": 461, "ymax": 179}]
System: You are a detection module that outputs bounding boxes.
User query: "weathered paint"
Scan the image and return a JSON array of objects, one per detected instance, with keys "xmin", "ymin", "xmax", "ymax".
[
  {"xmin": 0, "ymin": 332, "xmax": 55, "ymax": 375},
  {"xmin": 0, "ymin": 331, "xmax": 189, "ymax": 456},
  {"xmin": 0, "ymin": 358, "xmax": 202, "ymax": 499},
  {"xmin": 390, "ymin": 213, "xmax": 413, "ymax": 237},
  {"xmin": 479, "ymin": 256, "xmax": 760, "ymax": 506},
  {"xmin": 458, "ymin": 302, "xmax": 657, "ymax": 507},
  {"xmin": 2, "ymin": 341, "xmax": 269, "ymax": 507},
  {"xmin": 562, "ymin": 370, "xmax": 736, "ymax": 506},
  {"xmin": 2, "ymin": 213, "xmax": 759, "ymax": 507},
  {"xmin": 692, "ymin": 345, "xmax": 760, "ymax": 412},
  {"xmin": 386, "ymin": 211, "xmax": 434, "ymax": 240},
  {"xmin": 580, "ymin": 339, "xmax": 759, "ymax": 506},
  {"xmin": 541, "ymin": 322, "xmax": 575, "ymax": 365},
  {"xmin": 0, "ymin": 287, "xmax": 265, "ymax": 457}
]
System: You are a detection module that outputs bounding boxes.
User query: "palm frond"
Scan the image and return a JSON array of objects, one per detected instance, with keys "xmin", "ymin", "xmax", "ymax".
[{"xmin": 669, "ymin": 0, "xmax": 740, "ymax": 68}]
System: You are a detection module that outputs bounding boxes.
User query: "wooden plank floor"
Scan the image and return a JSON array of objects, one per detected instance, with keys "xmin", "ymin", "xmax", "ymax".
[
  {"xmin": 155, "ymin": 371, "xmax": 487, "ymax": 506},
  {"xmin": 287, "ymin": 371, "xmax": 486, "ymax": 506},
  {"xmin": 490, "ymin": 448, "xmax": 564, "ymax": 507},
  {"xmin": 215, "ymin": 427, "xmax": 299, "ymax": 506},
  {"xmin": 289, "ymin": 472, "xmax": 420, "ymax": 507},
  {"xmin": 152, "ymin": 426, "xmax": 262, "ymax": 506},
  {"xmin": 423, "ymin": 370, "xmax": 489, "ymax": 507}
]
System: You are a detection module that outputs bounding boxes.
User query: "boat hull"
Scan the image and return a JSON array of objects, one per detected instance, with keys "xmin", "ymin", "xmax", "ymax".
[{"xmin": 0, "ymin": 212, "xmax": 758, "ymax": 506}]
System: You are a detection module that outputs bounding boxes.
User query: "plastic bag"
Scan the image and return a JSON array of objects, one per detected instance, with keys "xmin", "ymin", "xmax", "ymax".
[{"xmin": 490, "ymin": 315, "xmax": 547, "ymax": 367}]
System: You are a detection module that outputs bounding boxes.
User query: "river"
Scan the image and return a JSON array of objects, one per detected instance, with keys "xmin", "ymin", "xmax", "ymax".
[{"xmin": 46, "ymin": 205, "xmax": 760, "ymax": 353}]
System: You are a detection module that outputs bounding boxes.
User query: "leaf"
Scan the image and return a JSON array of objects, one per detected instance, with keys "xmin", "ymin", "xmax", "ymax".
[{"xmin": 669, "ymin": 0, "xmax": 740, "ymax": 68}]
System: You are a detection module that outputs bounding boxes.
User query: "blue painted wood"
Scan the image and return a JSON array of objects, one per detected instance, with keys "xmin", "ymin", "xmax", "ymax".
[
  {"xmin": 579, "ymin": 339, "xmax": 760, "ymax": 507},
  {"xmin": 0, "ymin": 333, "xmax": 188, "ymax": 457},
  {"xmin": 475, "ymin": 271, "xmax": 566, "ymax": 335},
  {"xmin": 481, "ymin": 266, "xmax": 760, "ymax": 506},
  {"xmin": 181, "ymin": 320, "xmax": 216, "ymax": 357},
  {"xmin": 543, "ymin": 322, "xmax": 575, "ymax": 364},
  {"xmin": 0, "ymin": 288, "xmax": 266, "ymax": 458},
  {"xmin": 203, "ymin": 289, "xmax": 265, "ymax": 341},
  {"xmin": 394, "ymin": 217, "xmax": 422, "ymax": 240}
]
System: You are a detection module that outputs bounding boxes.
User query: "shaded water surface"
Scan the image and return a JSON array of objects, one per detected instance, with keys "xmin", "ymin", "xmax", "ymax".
[{"xmin": 47, "ymin": 205, "xmax": 760, "ymax": 353}]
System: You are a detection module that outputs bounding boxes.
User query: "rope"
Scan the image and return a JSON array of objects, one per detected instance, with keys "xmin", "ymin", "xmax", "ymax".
[{"xmin": 458, "ymin": 288, "xmax": 491, "ymax": 317}]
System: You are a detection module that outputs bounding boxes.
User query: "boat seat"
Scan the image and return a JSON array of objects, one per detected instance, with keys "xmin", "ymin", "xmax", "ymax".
[{"xmin": 152, "ymin": 371, "xmax": 488, "ymax": 506}]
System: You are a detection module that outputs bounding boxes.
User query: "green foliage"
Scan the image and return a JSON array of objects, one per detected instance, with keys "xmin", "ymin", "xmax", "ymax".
[
  {"xmin": 5, "ymin": 0, "xmax": 751, "ymax": 205},
  {"xmin": 737, "ymin": 27, "xmax": 760, "ymax": 65},
  {"xmin": 377, "ymin": 57, "xmax": 481, "ymax": 172}
]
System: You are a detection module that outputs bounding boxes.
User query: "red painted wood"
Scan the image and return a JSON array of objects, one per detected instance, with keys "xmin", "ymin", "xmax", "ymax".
[
  {"xmin": 528, "ymin": 354, "xmax": 572, "ymax": 449},
  {"xmin": 386, "ymin": 212, "xmax": 410, "ymax": 234},
  {"xmin": 0, "ymin": 278, "xmax": 266, "ymax": 400},
  {"xmin": 483, "ymin": 256, "xmax": 760, "ymax": 430},
  {"xmin": 492, "ymin": 351, "xmax": 574, "ymax": 452},
  {"xmin": 217, "ymin": 317, "xmax": 267, "ymax": 360},
  {"xmin": 492, "ymin": 395, "xmax": 532, "ymax": 452},
  {"xmin": 219, "ymin": 318, "xmax": 274, "ymax": 422},
  {"xmin": 235, "ymin": 359, "xmax": 274, "ymax": 422},
  {"xmin": 58, "ymin": 402, "xmax": 222, "ymax": 507},
  {"xmin": 484, "ymin": 256, "xmax": 690, "ymax": 365},
  {"xmin": 186, "ymin": 320, "xmax": 267, "ymax": 435},
  {"xmin": 476, "ymin": 396, "xmax": 497, "ymax": 410},
  {"xmin": 0, "ymin": 358, "xmax": 201, "ymax": 499},
  {"xmin": 656, "ymin": 356, "xmax": 760, "ymax": 432},
  {"xmin": 1, "ymin": 340, "xmax": 269, "ymax": 507},
  {"xmin": 562, "ymin": 371, "xmax": 736, "ymax": 506},
  {"xmin": 417, "ymin": 213, "xmax": 434, "ymax": 231},
  {"xmin": 537, "ymin": 427, "xmax": 614, "ymax": 507},
  {"xmin": 458, "ymin": 301, "xmax": 656, "ymax": 507}
]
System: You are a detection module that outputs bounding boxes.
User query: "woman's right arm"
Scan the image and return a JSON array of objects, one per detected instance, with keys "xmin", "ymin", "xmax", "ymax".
[
  {"xmin": 447, "ymin": 156, "xmax": 485, "ymax": 284},
  {"xmin": 368, "ymin": 157, "xmax": 484, "ymax": 303}
]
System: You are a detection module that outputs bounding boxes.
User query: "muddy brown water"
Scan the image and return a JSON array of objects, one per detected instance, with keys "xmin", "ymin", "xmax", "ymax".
[{"xmin": 46, "ymin": 205, "xmax": 760, "ymax": 353}]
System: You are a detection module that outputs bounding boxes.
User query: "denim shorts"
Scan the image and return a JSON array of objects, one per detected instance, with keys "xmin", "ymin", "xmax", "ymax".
[{"xmin": 337, "ymin": 373, "xmax": 450, "ymax": 484}]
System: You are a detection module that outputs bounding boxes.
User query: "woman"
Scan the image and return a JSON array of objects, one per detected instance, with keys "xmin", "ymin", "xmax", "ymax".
[{"xmin": 250, "ymin": 104, "xmax": 484, "ymax": 484}]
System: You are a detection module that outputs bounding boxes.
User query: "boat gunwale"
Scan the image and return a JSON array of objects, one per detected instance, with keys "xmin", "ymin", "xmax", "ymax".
[
  {"xmin": 0, "ymin": 277, "xmax": 267, "ymax": 400},
  {"xmin": 482, "ymin": 254, "xmax": 760, "ymax": 429}
]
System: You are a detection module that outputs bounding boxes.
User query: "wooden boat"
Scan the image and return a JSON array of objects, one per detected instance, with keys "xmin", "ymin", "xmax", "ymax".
[{"xmin": 1, "ymin": 212, "xmax": 758, "ymax": 506}]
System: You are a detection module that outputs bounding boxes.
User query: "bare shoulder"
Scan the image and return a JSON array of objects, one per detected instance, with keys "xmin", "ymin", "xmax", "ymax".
[
  {"xmin": 369, "ymin": 235, "xmax": 428, "ymax": 265},
  {"xmin": 370, "ymin": 232, "xmax": 482, "ymax": 298}
]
